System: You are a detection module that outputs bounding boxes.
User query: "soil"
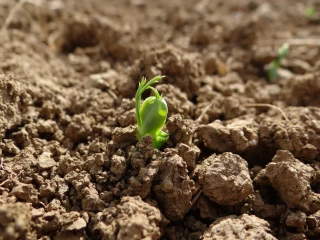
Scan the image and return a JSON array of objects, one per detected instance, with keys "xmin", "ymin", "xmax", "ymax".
[{"xmin": 0, "ymin": 0, "xmax": 320, "ymax": 239}]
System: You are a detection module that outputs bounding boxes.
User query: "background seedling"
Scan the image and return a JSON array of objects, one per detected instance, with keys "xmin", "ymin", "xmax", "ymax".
[
  {"xmin": 267, "ymin": 42, "xmax": 290, "ymax": 82},
  {"xmin": 305, "ymin": 6, "xmax": 316, "ymax": 18},
  {"xmin": 135, "ymin": 76, "xmax": 169, "ymax": 149}
]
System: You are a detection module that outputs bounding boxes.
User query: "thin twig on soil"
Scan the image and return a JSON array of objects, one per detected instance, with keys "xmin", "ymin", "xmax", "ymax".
[
  {"xmin": 1, "ymin": 0, "xmax": 51, "ymax": 37},
  {"xmin": 187, "ymin": 187, "xmax": 202, "ymax": 213},
  {"xmin": 259, "ymin": 39, "xmax": 320, "ymax": 47},
  {"xmin": 195, "ymin": 99, "xmax": 215, "ymax": 123},
  {"xmin": 0, "ymin": 159, "xmax": 11, "ymax": 186},
  {"xmin": 1, "ymin": 0, "xmax": 27, "ymax": 33},
  {"xmin": 107, "ymin": 89, "xmax": 119, "ymax": 101},
  {"xmin": 0, "ymin": 157, "xmax": 4, "ymax": 170},
  {"xmin": 244, "ymin": 103, "xmax": 289, "ymax": 121},
  {"xmin": 0, "ymin": 179, "xmax": 11, "ymax": 187}
]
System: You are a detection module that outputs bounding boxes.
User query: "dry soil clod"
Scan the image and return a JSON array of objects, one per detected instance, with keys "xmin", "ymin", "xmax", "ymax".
[
  {"xmin": 196, "ymin": 152, "xmax": 253, "ymax": 205},
  {"xmin": 265, "ymin": 150, "xmax": 320, "ymax": 213}
]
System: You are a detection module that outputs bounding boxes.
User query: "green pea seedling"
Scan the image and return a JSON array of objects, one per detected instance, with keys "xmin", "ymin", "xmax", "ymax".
[
  {"xmin": 267, "ymin": 43, "xmax": 290, "ymax": 82},
  {"xmin": 135, "ymin": 76, "xmax": 169, "ymax": 149}
]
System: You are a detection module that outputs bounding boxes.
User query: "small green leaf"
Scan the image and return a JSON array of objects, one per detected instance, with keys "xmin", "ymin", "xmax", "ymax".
[{"xmin": 267, "ymin": 43, "xmax": 290, "ymax": 82}]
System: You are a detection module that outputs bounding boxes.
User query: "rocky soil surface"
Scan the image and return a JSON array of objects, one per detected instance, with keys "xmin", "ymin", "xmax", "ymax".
[{"xmin": 1, "ymin": 0, "xmax": 320, "ymax": 239}]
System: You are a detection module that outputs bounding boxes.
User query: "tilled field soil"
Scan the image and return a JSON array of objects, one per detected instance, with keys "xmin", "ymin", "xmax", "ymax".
[{"xmin": 1, "ymin": 0, "xmax": 320, "ymax": 239}]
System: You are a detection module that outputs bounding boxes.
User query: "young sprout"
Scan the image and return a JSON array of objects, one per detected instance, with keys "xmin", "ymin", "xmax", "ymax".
[
  {"xmin": 135, "ymin": 76, "xmax": 169, "ymax": 149},
  {"xmin": 305, "ymin": 6, "xmax": 316, "ymax": 18},
  {"xmin": 267, "ymin": 43, "xmax": 290, "ymax": 82}
]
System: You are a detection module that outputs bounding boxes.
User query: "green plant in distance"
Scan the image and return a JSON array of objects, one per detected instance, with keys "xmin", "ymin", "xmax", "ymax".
[{"xmin": 267, "ymin": 43, "xmax": 290, "ymax": 82}]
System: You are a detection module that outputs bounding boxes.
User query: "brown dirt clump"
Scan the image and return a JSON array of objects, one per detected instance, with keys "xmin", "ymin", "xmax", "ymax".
[
  {"xmin": 264, "ymin": 150, "xmax": 320, "ymax": 212},
  {"xmin": 202, "ymin": 214, "xmax": 277, "ymax": 240},
  {"xmin": 152, "ymin": 151, "xmax": 194, "ymax": 221},
  {"xmin": 130, "ymin": 45, "xmax": 203, "ymax": 99},
  {"xmin": 90, "ymin": 196, "xmax": 168, "ymax": 240},
  {"xmin": 195, "ymin": 118, "xmax": 259, "ymax": 153},
  {"xmin": 0, "ymin": 202, "xmax": 34, "ymax": 240},
  {"xmin": 128, "ymin": 137, "xmax": 194, "ymax": 222},
  {"xmin": 196, "ymin": 152, "xmax": 253, "ymax": 205}
]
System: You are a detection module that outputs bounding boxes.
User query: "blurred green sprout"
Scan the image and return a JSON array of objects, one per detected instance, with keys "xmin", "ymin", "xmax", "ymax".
[
  {"xmin": 135, "ymin": 76, "xmax": 169, "ymax": 149},
  {"xmin": 305, "ymin": 6, "xmax": 316, "ymax": 18},
  {"xmin": 267, "ymin": 43, "xmax": 290, "ymax": 82}
]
